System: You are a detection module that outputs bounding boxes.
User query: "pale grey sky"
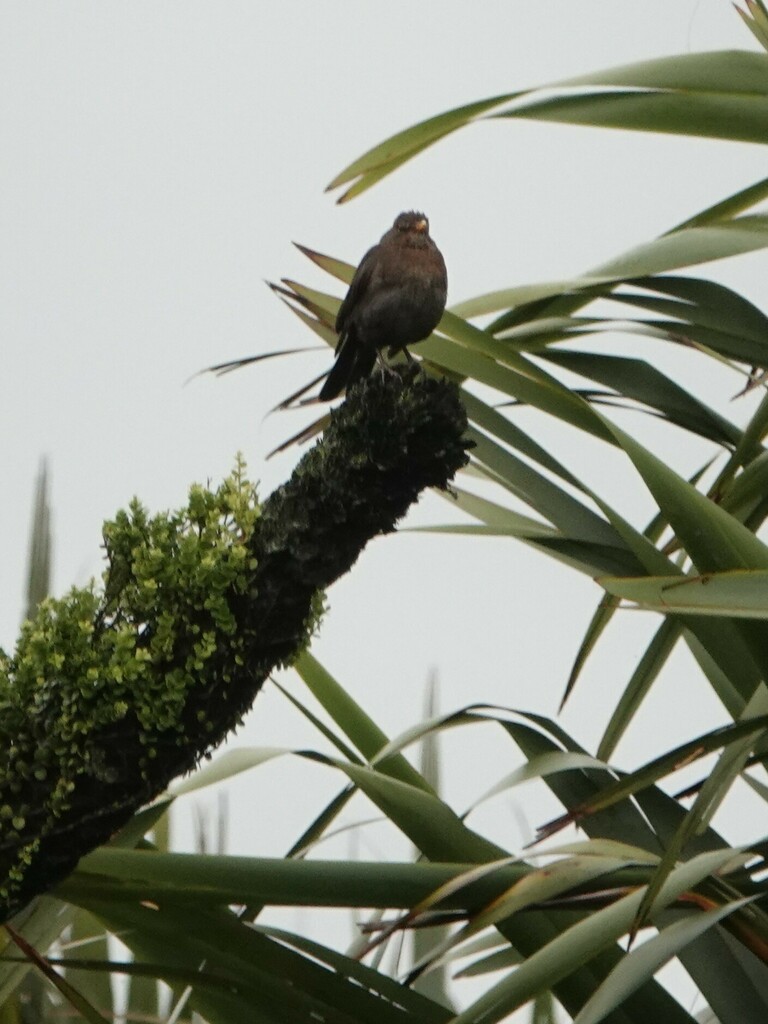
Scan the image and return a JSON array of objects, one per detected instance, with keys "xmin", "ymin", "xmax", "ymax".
[{"xmin": 2, "ymin": 2, "xmax": 766, "ymax": 1012}]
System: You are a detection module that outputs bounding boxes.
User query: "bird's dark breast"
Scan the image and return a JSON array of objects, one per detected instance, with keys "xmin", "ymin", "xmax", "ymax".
[{"xmin": 353, "ymin": 245, "xmax": 447, "ymax": 353}]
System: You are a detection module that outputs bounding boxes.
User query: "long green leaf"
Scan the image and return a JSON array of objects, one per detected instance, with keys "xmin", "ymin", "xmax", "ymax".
[
  {"xmin": 630, "ymin": 689, "xmax": 768, "ymax": 939},
  {"xmin": 674, "ymin": 906, "xmax": 768, "ymax": 1024},
  {"xmin": 506, "ymin": 720, "xmax": 662, "ymax": 855},
  {"xmin": 449, "ymin": 850, "xmax": 739, "ymax": 1024},
  {"xmin": 293, "ymin": 651, "xmax": 432, "ymax": 791},
  {"xmin": 3, "ymin": 926, "xmax": 108, "ymax": 1024},
  {"xmin": 327, "ymin": 93, "xmax": 521, "ymax": 201},
  {"xmin": 24, "ymin": 459, "xmax": 52, "ymax": 621},
  {"xmin": 573, "ymin": 899, "xmax": 755, "ymax": 1024},
  {"xmin": 597, "ymin": 619, "xmax": 682, "ymax": 760},
  {"xmin": 599, "ymin": 415, "xmax": 768, "ymax": 681},
  {"xmin": 500, "ymin": 90, "xmax": 768, "ymax": 144},
  {"xmin": 600, "ymin": 569, "xmax": 768, "ymax": 618},
  {"xmin": 537, "ymin": 714, "xmax": 768, "ymax": 841},
  {"xmin": 64, "ymin": 911, "xmax": 113, "ymax": 1019},
  {"xmin": 541, "ymin": 349, "xmax": 740, "ymax": 448},
  {"xmin": 464, "ymin": 429, "xmax": 621, "ymax": 547},
  {"xmin": 328, "ymin": 53, "xmax": 768, "ymax": 201}
]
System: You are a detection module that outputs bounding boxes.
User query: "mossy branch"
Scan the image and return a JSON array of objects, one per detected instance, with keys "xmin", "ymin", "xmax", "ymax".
[{"xmin": 0, "ymin": 370, "xmax": 469, "ymax": 923}]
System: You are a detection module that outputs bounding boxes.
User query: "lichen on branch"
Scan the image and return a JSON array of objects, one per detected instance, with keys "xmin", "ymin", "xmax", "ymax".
[{"xmin": 0, "ymin": 368, "xmax": 470, "ymax": 922}]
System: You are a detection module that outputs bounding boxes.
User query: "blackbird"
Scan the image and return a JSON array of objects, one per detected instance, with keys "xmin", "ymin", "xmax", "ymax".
[{"xmin": 319, "ymin": 211, "xmax": 447, "ymax": 400}]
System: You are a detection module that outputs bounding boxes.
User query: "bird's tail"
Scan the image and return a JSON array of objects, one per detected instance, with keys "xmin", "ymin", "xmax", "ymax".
[{"xmin": 319, "ymin": 333, "xmax": 376, "ymax": 400}]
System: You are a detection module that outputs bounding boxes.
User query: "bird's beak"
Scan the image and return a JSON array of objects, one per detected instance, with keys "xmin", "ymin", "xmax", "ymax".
[{"xmin": 414, "ymin": 218, "xmax": 428, "ymax": 233}]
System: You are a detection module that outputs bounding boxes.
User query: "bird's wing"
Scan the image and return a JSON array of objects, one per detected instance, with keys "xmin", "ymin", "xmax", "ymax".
[{"xmin": 335, "ymin": 243, "xmax": 379, "ymax": 337}]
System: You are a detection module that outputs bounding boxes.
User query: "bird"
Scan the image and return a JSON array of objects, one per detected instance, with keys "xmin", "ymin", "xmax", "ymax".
[{"xmin": 318, "ymin": 211, "xmax": 447, "ymax": 400}]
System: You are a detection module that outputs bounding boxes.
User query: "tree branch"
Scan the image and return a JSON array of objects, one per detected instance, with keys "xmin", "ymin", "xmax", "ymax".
[{"xmin": 0, "ymin": 369, "xmax": 469, "ymax": 923}]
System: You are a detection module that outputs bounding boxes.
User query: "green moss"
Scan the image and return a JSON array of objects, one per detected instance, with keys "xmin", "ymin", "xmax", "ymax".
[{"xmin": 0, "ymin": 457, "xmax": 277, "ymax": 908}]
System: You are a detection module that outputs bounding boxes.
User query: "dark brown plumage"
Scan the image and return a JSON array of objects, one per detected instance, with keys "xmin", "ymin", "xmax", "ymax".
[{"xmin": 319, "ymin": 211, "xmax": 447, "ymax": 400}]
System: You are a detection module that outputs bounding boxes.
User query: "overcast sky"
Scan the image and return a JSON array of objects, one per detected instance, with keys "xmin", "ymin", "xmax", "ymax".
[{"xmin": 2, "ymin": 2, "xmax": 767, "ymax": 1012}]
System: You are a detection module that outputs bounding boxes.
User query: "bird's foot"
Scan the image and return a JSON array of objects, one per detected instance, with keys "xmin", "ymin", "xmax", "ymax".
[
  {"xmin": 403, "ymin": 359, "xmax": 421, "ymax": 383},
  {"xmin": 375, "ymin": 351, "xmax": 400, "ymax": 380},
  {"xmin": 375, "ymin": 348, "xmax": 422, "ymax": 386},
  {"xmin": 401, "ymin": 348, "xmax": 422, "ymax": 382}
]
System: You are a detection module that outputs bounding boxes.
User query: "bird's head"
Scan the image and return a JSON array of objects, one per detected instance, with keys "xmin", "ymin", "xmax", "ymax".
[{"xmin": 393, "ymin": 211, "xmax": 429, "ymax": 235}]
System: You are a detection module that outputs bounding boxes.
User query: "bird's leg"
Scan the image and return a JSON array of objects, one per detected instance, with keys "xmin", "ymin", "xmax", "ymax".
[
  {"xmin": 376, "ymin": 346, "xmax": 421, "ymax": 384},
  {"xmin": 401, "ymin": 346, "xmax": 422, "ymax": 382},
  {"xmin": 375, "ymin": 348, "xmax": 399, "ymax": 379}
]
